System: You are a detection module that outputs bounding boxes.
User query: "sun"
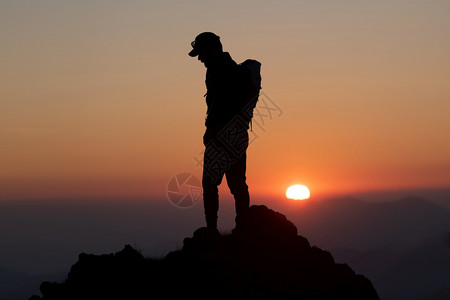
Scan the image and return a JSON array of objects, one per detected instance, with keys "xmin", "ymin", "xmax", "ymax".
[{"xmin": 286, "ymin": 184, "xmax": 310, "ymax": 200}]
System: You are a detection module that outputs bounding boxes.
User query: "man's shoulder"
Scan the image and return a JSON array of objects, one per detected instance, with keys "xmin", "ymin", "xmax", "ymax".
[{"xmin": 222, "ymin": 52, "xmax": 237, "ymax": 65}]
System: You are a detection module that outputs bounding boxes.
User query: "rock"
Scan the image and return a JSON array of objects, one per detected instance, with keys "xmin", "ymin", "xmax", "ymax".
[{"xmin": 30, "ymin": 205, "xmax": 379, "ymax": 300}]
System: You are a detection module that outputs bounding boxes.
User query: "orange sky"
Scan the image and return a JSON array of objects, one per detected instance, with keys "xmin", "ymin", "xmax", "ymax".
[{"xmin": 1, "ymin": 1, "xmax": 450, "ymax": 201}]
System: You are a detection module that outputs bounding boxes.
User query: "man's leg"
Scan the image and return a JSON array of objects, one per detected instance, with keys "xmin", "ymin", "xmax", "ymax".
[
  {"xmin": 202, "ymin": 142, "xmax": 226, "ymax": 229},
  {"xmin": 225, "ymin": 152, "xmax": 250, "ymax": 223},
  {"xmin": 202, "ymin": 176, "xmax": 219, "ymax": 229}
]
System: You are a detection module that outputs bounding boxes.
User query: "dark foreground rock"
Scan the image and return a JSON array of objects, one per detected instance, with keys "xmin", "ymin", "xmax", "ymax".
[{"xmin": 30, "ymin": 205, "xmax": 379, "ymax": 299}]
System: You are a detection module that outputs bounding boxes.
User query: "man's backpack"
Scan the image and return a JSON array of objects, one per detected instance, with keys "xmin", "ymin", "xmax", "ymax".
[{"xmin": 239, "ymin": 59, "xmax": 262, "ymax": 128}]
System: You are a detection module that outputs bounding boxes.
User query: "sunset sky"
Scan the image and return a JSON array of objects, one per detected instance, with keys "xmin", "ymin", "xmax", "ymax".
[{"xmin": 2, "ymin": 0, "xmax": 450, "ymax": 201}]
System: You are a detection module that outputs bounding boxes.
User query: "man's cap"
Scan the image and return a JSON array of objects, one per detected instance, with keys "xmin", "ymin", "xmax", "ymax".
[{"xmin": 188, "ymin": 32, "xmax": 221, "ymax": 57}]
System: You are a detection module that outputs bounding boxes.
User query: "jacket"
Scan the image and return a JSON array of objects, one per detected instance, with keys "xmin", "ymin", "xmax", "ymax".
[{"xmin": 204, "ymin": 52, "xmax": 247, "ymax": 133}]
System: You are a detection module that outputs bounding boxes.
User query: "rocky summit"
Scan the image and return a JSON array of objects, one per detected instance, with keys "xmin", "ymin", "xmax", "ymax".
[{"xmin": 30, "ymin": 205, "xmax": 379, "ymax": 300}]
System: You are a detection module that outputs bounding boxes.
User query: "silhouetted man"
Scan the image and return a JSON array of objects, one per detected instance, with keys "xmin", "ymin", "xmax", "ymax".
[{"xmin": 189, "ymin": 32, "xmax": 251, "ymax": 231}]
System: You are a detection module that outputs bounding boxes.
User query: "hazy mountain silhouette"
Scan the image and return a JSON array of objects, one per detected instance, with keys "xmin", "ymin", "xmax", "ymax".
[
  {"xmin": 292, "ymin": 196, "xmax": 450, "ymax": 250},
  {"xmin": 288, "ymin": 196, "xmax": 450, "ymax": 300},
  {"xmin": 418, "ymin": 286, "xmax": 450, "ymax": 300},
  {"xmin": 0, "ymin": 265, "xmax": 63, "ymax": 300},
  {"xmin": 29, "ymin": 205, "xmax": 379, "ymax": 300}
]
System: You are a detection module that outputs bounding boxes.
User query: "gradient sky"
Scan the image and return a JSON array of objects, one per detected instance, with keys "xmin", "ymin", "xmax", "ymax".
[{"xmin": 1, "ymin": 0, "xmax": 450, "ymax": 201}]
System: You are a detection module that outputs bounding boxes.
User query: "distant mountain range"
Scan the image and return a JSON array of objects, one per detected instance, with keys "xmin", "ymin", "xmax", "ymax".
[
  {"xmin": 286, "ymin": 196, "xmax": 450, "ymax": 300},
  {"xmin": 1, "ymin": 193, "xmax": 449, "ymax": 300},
  {"xmin": 0, "ymin": 265, "xmax": 63, "ymax": 300}
]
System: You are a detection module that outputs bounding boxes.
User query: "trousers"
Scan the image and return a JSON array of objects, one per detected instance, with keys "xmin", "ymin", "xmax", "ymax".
[{"xmin": 202, "ymin": 131, "xmax": 250, "ymax": 229}]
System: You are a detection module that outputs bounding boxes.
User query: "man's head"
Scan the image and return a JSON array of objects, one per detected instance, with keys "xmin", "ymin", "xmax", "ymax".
[{"xmin": 189, "ymin": 32, "xmax": 222, "ymax": 67}]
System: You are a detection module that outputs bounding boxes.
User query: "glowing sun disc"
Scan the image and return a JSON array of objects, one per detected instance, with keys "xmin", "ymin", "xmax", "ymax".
[{"xmin": 286, "ymin": 185, "xmax": 310, "ymax": 200}]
